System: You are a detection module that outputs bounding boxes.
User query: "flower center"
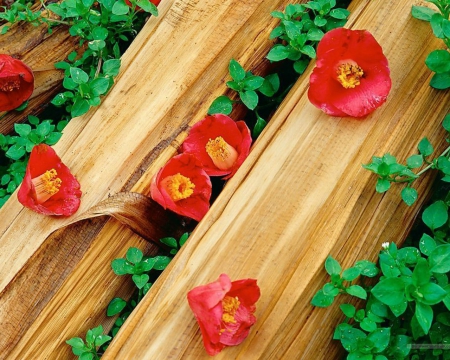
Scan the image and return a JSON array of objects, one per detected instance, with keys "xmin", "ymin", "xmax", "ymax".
[
  {"xmin": 336, "ymin": 62, "xmax": 364, "ymax": 89},
  {"xmin": 31, "ymin": 169, "xmax": 62, "ymax": 204},
  {"xmin": 0, "ymin": 77, "xmax": 20, "ymax": 92},
  {"xmin": 161, "ymin": 173, "xmax": 195, "ymax": 202},
  {"xmin": 221, "ymin": 296, "xmax": 240, "ymax": 324},
  {"xmin": 205, "ymin": 136, "xmax": 238, "ymax": 171}
]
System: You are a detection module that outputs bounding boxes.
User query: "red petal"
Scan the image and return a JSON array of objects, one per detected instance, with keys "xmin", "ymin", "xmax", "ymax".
[
  {"xmin": 17, "ymin": 144, "xmax": 81, "ymax": 216},
  {"xmin": 0, "ymin": 54, "xmax": 34, "ymax": 111},
  {"xmin": 228, "ymin": 278, "xmax": 261, "ymax": 306},
  {"xmin": 150, "ymin": 153, "xmax": 212, "ymax": 221},
  {"xmin": 182, "ymin": 114, "xmax": 252, "ymax": 179}
]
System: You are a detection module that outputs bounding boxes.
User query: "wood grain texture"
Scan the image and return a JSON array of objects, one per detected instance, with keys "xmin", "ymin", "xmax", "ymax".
[
  {"xmin": 100, "ymin": 0, "xmax": 450, "ymax": 359},
  {"xmin": 0, "ymin": 0, "xmax": 312, "ymax": 358}
]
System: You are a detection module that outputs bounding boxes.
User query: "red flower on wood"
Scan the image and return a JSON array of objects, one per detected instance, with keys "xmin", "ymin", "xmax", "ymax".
[
  {"xmin": 0, "ymin": 54, "xmax": 34, "ymax": 111},
  {"xmin": 17, "ymin": 144, "xmax": 82, "ymax": 216},
  {"xmin": 187, "ymin": 273, "xmax": 261, "ymax": 356},
  {"xmin": 181, "ymin": 114, "xmax": 252, "ymax": 180},
  {"xmin": 308, "ymin": 27, "xmax": 391, "ymax": 118},
  {"xmin": 150, "ymin": 153, "xmax": 212, "ymax": 221}
]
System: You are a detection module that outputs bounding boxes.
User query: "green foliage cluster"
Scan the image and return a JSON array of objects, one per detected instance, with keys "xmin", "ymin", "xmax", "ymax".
[
  {"xmin": 66, "ymin": 233, "xmax": 188, "ymax": 359},
  {"xmin": 312, "ymin": 193, "xmax": 450, "ymax": 359},
  {"xmin": 0, "ymin": 0, "xmax": 157, "ymax": 209},
  {"xmin": 207, "ymin": 1, "xmax": 349, "ymax": 139},
  {"xmin": 0, "ymin": 115, "xmax": 68, "ymax": 207},
  {"xmin": 412, "ymin": 0, "xmax": 450, "ymax": 89},
  {"xmin": 363, "ymin": 114, "xmax": 450, "ymax": 206}
]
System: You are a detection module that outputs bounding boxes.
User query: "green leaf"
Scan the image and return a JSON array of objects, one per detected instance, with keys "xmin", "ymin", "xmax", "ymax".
[
  {"xmin": 422, "ymin": 200, "xmax": 448, "ymax": 230},
  {"xmin": 360, "ymin": 317, "xmax": 377, "ymax": 332},
  {"xmin": 411, "ymin": 6, "xmax": 437, "ymax": 21},
  {"xmin": 401, "ymin": 187, "xmax": 418, "ymax": 206},
  {"xmin": 340, "ymin": 327, "xmax": 367, "ymax": 353},
  {"xmin": 406, "ymin": 154, "xmax": 423, "ymax": 168},
  {"xmin": 430, "ymin": 71, "xmax": 450, "ymax": 90},
  {"xmin": 14, "ymin": 124, "xmax": 31, "ymax": 137},
  {"xmin": 6, "ymin": 144, "xmax": 25, "ymax": 160},
  {"xmin": 342, "ymin": 267, "xmax": 360, "ymax": 281},
  {"xmin": 412, "ymin": 258, "xmax": 431, "ymax": 287},
  {"xmin": 80, "ymin": 352, "xmax": 94, "ymax": 360},
  {"xmin": 419, "ymin": 233, "xmax": 436, "ymax": 256},
  {"xmin": 90, "ymin": 77, "xmax": 110, "ymax": 96},
  {"xmin": 36, "ymin": 121, "xmax": 52, "ymax": 137},
  {"xmin": 416, "ymin": 302, "xmax": 433, "ymax": 334},
  {"xmin": 135, "ymin": 0, "xmax": 158, "ymax": 15},
  {"xmin": 266, "ymin": 45, "xmax": 291, "ymax": 62},
  {"xmin": 107, "ymin": 297, "xmax": 127, "ymax": 316},
  {"xmin": 153, "ymin": 255, "xmax": 171, "ymax": 270},
  {"xmin": 418, "ymin": 137, "xmax": 433, "ymax": 156},
  {"xmin": 355, "ymin": 260, "xmax": 379, "ymax": 277},
  {"xmin": 15, "ymin": 101, "xmax": 29, "ymax": 111},
  {"xmin": 111, "ymin": 258, "xmax": 134, "ymax": 275},
  {"xmin": 426, "ymin": 50, "xmax": 450, "ymax": 73},
  {"xmin": 63, "ymin": 77, "xmax": 78, "ymax": 90},
  {"xmin": 346, "ymin": 285, "xmax": 367, "ymax": 299},
  {"xmin": 371, "ymin": 278, "xmax": 405, "ymax": 306},
  {"xmin": 240, "ymin": 90, "xmax": 258, "ymax": 110},
  {"xmin": 88, "ymin": 39, "xmax": 106, "ymax": 51},
  {"xmin": 429, "ymin": 244, "xmax": 450, "ymax": 273},
  {"xmin": 160, "ymin": 237, "xmax": 177, "ymax": 248},
  {"xmin": 293, "ymin": 59, "xmax": 309, "ymax": 74},
  {"xmin": 126, "ymin": 247, "xmax": 143, "ymax": 264},
  {"xmin": 340, "ymin": 303, "xmax": 356, "ymax": 318},
  {"xmin": 92, "ymin": 27, "xmax": 108, "ymax": 41},
  {"xmin": 45, "ymin": 132, "xmax": 63, "ymax": 145},
  {"xmin": 243, "ymin": 75, "xmax": 264, "ymax": 91},
  {"xmin": 94, "ymin": 334, "xmax": 111, "ymax": 347},
  {"xmin": 443, "ymin": 114, "xmax": 450, "ymax": 132},
  {"xmin": 208, "ymin": 96, "xmax": 233, "ymax": 115},
  {"xmin": 229, "ymin": 59, "xmax": 246, "ymax": 82},
  {"xmin": 325, "ymin": 255, "xmax": 341, "ymax": 275},
  {"xmin": 368, "ymin": 328, "xmax": 391, "ymax": 353},
  {"xmin": 70, "ymin": 67, "xmax": 89, "ymax": 84},
  {"xmin": 314, "ymin": 16, "xmax": 327, "ymax": 27},
  {"xmin": 112, "ymin": 0, "xmax": 129, "ymax": 15},
  {"xmin": 311, "ymin": 289, "xmax": 334, "ymax": 307},
  {"xmin": 102, "ymin": 59, "xmax": 121, "ymax": 77},
  {"xmin": 300, "ymin": 45, "xmax": 316, "ymax": 58},
  {"xmin": 420, "ymin": 282, "xmax": 447, "ymax": 305},
  {"xmin": 179, "ymin": 233, "xmax": 189, "ymax": 247},
  {"xmin": 329, "ymin": 8, "xmax": 349, "ymax": 20},
  {"xmin": 306, "ymin": 28, "xmax": 324, "ymax": 41},
  {"xmin": 66, "ymin": 337, "xmax": 85, "ymax": 349},
  {"xmin": 252, "ymin": 116, "xmax": 267, "ymax": 138},
  {"xmin": 376, "ymin": 178, "xmax": 390, "ymax": 193},
  {"xmin": 71, "ymin": 98, "xmax": 90, "ymax": 117},
  {"xmin": 132, "ymin": 274, "xmax": 149, "ymax": 289},
  {"xmin": 1, "ymin": 174, "xmax": 10, "ymax": 186},
  {"xmin": 431, "ymin": 13, "xmax": 445, "ymax": 39}
]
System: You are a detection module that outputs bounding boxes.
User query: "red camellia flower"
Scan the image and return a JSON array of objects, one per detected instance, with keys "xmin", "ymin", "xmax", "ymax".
[
  {"xmin": 150, "ymin": 153, "xmax": 212, "ymax": 221},
  {"xmin": 17, "ymin": 144, "xmax": 82, "ymax": 216},
  {"xmin": 187, "ymin": 273, "xmax": 261, "ymax": 356},
  {"xmin": 181, "ymin": 114, "xmax": 252, "ymax": 180},
  {"xmin": 308, "ymin": 27, "xmax": 391, "ymax": 118},
  {"xmin": 0, "ymin": 54, "xmax": 34, "ymax": 111}
]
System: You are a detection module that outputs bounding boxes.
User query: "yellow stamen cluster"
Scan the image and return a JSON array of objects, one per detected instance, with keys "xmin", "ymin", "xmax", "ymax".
[
  {"xmin": 221, "ymin": 296, "xmax": 240, "ymax": 324},
  {"xmin": 163, "ymin": 173, "xmax": 195, "ymax": 201},
  {"xmin": 0, "ymin": 79, "xmax": 20, "ymax": 92},
  {"xmin": 31, "ymin": 169, "xmax": 62, "ymax": 204},
  {"xmin": 205, "ymin": 136, "xmax": 238, "ymax": 171},
  {"xmin": 336, "ymin": 63, "xmax": 364, "ymax": 89}
]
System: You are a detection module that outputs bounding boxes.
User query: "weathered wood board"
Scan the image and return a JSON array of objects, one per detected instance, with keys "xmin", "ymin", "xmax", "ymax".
[
  {"xmin": 97, "ymin": 0, "xmax": 450, "ymax": 359},
  {"xmin": 0, "ymin": 0, "xmax": 332, "ymax": 358}
]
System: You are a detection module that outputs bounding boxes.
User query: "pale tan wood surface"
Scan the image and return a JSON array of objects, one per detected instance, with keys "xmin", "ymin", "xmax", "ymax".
[
  {"xmin": 100, "ymin": 1, "xmax": 450, "ymax": 359},
  {"xmin": 0, "ymin": 0, "xmax": 314, "ymax": 358}
]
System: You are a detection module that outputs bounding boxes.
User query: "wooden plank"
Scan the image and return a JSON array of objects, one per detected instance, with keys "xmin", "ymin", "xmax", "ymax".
[
  {"xmin": 0, "ymin": 0, "xmax": 313, "ymax": 358},
  {"xmin": 101, "ymin": 0, "xmax": 450, "ymax": 358}
]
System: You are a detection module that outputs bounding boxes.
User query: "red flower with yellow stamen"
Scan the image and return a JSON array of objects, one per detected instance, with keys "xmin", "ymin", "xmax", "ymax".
[
  {"xmin": 150, "ymin": 153, "xmax": 212, "ymax": 221},
  {"xmin": 187, "ymin": 273, "xmax": 261, "ymax": 356},
  {"xmin": 181, "ymin": 114, "xmax": 252, "ymax": 180},
  {"xmin": 308, "ymin": 27, "xmax": 391, "ymax": 118},
  {"xmin": 0, "ymin": 54, "xmax": 34, "ymax": 111},
  {"xmin": 17, "ymin": 144, "xmax": 82, "ymax": 216}
]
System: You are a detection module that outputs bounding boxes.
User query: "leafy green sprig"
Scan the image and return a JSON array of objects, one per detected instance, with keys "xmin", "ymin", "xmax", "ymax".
[
  {"xmin": 67, "ymin": 233, "xmax": 188, "ymax": 358},
  {"xmin": 267, "ymin": 1, "xmax": 349, "ymax": 74},
  {"xmin": 66, "ymin": 325, "xmax": 111, "ymax": 360},
  {"xmin": 363, "ymin": 114, "xmax": 450, "ymax": 206},
  {"xmin": 412, "ymin": 0, "xmax": 450, "ymax": 89}
]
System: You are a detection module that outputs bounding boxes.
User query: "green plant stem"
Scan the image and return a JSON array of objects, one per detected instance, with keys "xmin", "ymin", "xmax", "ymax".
[{"xmin": 416, "ymin": 145, "xmax": 450, "ymax": 176}]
